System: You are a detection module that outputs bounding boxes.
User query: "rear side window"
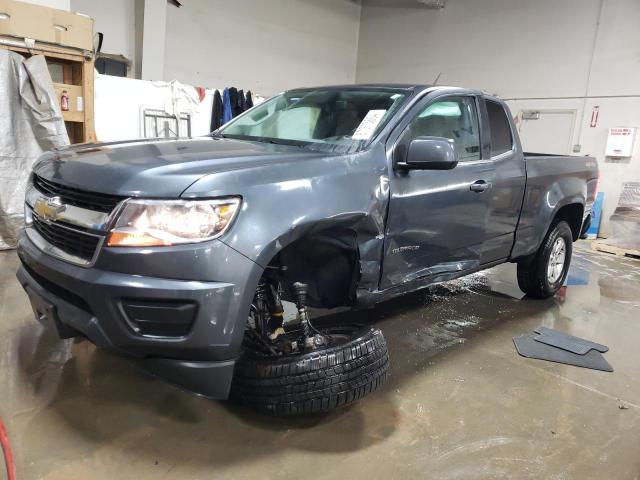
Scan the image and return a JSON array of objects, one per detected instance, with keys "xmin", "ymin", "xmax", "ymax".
[{"xmin": 486, "ymin": 100, "xmax": 513, "ymax": 156}]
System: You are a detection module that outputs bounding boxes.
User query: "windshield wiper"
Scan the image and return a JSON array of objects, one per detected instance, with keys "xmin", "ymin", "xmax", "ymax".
[
  {"xmin": 221, "ymin": 134, "xmax": 307, "ymax": 148},
  {"xmin": 263, "ymin": 139, "xmax": 305, "ymax": 148}
]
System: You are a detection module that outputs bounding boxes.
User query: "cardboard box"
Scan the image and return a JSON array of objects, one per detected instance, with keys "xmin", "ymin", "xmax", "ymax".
[{"xmin": 0, "ymin": 0, "xmax": 93, "ymax": 51}]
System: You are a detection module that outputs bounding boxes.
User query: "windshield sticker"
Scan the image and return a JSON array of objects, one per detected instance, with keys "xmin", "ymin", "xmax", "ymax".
[{"xmin": 352, "ymin": 110, "xmax": 387, "ymax": 140}]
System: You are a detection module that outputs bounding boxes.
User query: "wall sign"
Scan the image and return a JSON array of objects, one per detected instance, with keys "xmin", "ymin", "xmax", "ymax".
[{"xmin": 605, "ymin": 127, "xmax": 637, "ymax": 157}]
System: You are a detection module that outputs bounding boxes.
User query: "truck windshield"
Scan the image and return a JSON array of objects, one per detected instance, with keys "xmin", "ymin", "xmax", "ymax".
[{"xmin": 216, "ymin": 88, "xmax": 409, "ymax": 154}]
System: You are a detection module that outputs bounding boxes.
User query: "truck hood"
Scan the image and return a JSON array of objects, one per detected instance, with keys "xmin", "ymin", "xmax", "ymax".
[{"xmin": 33, "ymin": 137, "xmax": 329, "ymax": 198}]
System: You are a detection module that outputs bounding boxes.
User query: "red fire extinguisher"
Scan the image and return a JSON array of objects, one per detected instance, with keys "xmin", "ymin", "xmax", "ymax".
[{"xmin": 61, "ymin": 90, "xmax": 69, "ymax": 111}]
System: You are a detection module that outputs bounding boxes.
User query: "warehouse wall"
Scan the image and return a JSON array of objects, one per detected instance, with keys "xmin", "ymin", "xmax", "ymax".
[
  {"xmin": 20, "ymin": 0, "xmax": 70, "ymax": 10},
  {"xmin": 70, "ymin": 0, "xmax": 137, "ymax": 76},
  {"xmin": 163, "ymin": 0, "xmax": 361, "ymax": 95},
  {"xmin": 67, "ymin": 0, "xmax": 360, "ymax": 95},
  {"xmin": 356, "ymin": 0, "xmax": 639, "ymax": 98},
  {"xmin": 356, "ymin": 0, "xmax": 640, "ymax": 235}
]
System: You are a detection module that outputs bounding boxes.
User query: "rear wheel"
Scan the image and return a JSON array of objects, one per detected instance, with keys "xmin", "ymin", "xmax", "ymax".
[
  {"xmin": 231, "ymin": 324, "xmax": 389, "ymax": 416},
  {"xmin": 517, "ymin": 220, "xmax": 573, "ymax": 298}
]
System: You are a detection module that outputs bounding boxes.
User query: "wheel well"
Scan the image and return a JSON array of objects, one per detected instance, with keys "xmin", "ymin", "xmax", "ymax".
[
  {"xmin": 265, "ymin": 229, "xmax": 360, "ymax": 309},
  {"xmin": 554, "ymin": 203, "xmax": 584, "ymax": 241}
]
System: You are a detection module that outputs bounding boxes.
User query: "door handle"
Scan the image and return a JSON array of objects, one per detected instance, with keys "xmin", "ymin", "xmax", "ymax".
[{"xmin": 470, "ymin": 180, "xmax": 490, "ymax": 192}]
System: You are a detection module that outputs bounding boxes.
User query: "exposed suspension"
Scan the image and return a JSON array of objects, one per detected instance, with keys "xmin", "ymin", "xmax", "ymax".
[
  {"xmin": 293, "ymin": 282, "xmax": 312, "ymax": 338},
  {"xmin": 248, "ymin": 277, "xmax": 328, "ymax": 355},
  {"xmin": 293, "ymin": 282, "xmax": 328, "ymax": 351},
  {"xmin": 254, "ymin": 280, "xmax": 271, "ymax": 335}
]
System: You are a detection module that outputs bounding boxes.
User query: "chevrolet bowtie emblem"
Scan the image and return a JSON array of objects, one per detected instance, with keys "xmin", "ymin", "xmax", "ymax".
[{"xmin": 34, "ymin": 196, "xmax": 66, "ymax": 222}]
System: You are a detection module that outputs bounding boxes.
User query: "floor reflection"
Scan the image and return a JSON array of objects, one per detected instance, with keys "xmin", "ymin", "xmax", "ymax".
[{"xmin": 1, "ymin": 243, "xmax": 639, "ymax": 479}]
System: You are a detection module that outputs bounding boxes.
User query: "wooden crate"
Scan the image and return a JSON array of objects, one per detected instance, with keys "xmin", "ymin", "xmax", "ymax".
[{"xmin": 592, "ymin": 241, "xmax": 640, "ymax": 260}]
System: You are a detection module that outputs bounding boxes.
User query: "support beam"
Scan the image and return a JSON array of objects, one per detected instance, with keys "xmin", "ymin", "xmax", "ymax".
[{"xmin": 140, "ymin": 0, "xmax": 167, "ymax": 81}]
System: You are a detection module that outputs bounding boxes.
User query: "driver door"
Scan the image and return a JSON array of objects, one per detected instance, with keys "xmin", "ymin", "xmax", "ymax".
[{"xmin": 381, "ymin": 94, "xmax": 494, "ymax": 289}]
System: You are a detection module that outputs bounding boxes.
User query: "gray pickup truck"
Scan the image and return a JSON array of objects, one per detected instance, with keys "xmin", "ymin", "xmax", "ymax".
[{"xmin": 17, "ymin": 85, "xmax": 597, "ymax": 415}]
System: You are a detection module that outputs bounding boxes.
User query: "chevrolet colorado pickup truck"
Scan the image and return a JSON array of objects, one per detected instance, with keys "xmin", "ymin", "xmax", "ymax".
[{"xmin": 17, "ymin": 85, "xmax": 598, "ymax": 415}]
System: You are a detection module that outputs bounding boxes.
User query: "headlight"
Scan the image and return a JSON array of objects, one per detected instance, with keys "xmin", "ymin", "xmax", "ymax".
[{"xmin": 106, "ymin": 197, "xmax": 241, "ymax": 247}]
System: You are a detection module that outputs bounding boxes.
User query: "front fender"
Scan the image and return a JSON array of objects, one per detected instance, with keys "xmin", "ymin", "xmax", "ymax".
[
  {"xmin": 182, "ymin": 147, "xmax": 390, "ymax": 294},
  {"xmin": 249, "ymin": 212, "xmax": 368, "ymax": 267}
]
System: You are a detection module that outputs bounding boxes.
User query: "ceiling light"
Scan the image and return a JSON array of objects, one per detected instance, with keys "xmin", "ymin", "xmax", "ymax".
[{"xmin": 416, "ymin": 0, "xmax": 446, "ymax": 9}]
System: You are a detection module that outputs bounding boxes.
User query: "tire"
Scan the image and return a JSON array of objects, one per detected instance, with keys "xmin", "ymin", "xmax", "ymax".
[
  {"xmin": 231, "ymin": 326, "xmax": 389, "ymax": 416},
  {"xmin": 517, "ymin": 220, "xmax": 573, "ymax": 299}
]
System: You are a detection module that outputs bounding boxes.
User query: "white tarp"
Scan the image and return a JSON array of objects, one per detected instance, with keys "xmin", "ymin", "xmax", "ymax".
[
  {"xmin": 93, "ymin": 74, "xmax": 266, "ymax": 142},
  {"xmin": 94, "ymin": 75, "xmax": 217, "ymax": 141},
  {"xmin": 0, "ymin": 50, "xmax": 69, "ymax": 250}
]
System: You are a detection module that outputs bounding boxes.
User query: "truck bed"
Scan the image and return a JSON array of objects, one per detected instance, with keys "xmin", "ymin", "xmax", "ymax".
[{"xmin": 510, "ymin": 153, "xmax": 598, "ymax": 259}]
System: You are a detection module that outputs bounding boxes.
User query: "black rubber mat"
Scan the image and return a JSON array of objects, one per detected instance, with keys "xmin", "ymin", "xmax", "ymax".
[
  {"xmin": 533, "ymin": 326, "xmax": 609, "ymax": 354},
  {"xmin": 513, "ymin": 334, "xmax": 614, "ymax": 372}
]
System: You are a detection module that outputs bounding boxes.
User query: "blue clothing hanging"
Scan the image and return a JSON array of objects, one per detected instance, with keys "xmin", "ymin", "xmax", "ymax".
[{"xmin": 222, "ymin": 88, "xmax": 233, "ymax": 124}]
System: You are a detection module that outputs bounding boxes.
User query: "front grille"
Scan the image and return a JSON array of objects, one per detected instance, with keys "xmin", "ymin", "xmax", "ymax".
[
  {"xmin": 33, "ymin": 174, "xmax": 124, "ymax": 213},
  {"xmin": 32, "ymin": 216, "xmax": 101, "ymax": 262}
]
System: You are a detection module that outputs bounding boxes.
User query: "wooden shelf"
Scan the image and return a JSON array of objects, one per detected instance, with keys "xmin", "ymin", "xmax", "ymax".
[
  {"xmin": 53, "ymin": 83, "xmax": 85, "ymax": 122},
  {"xmin": 62, "ymin": 111, "xmax": 84, "ymax": 122},
  {"xmin": 53, "ymin": 82, "xmax": 82, "ymax": 92},
  {"xmin": 0, "ymin": 40, "xmax": 90, "ymax": 62}
]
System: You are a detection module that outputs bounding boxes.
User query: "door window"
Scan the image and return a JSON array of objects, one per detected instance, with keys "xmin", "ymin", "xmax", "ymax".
[
  {"xmin": 486, "ymin": 100, "xmax": 514, "ymax": 156},
  {"xmin": 398, "ymin": 96, "xmax": 481, "ymax": 162}
]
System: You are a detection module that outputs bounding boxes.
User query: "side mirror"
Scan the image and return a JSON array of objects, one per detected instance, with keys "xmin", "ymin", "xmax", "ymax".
[{"xmin": 397, "ymin": 136, "xmax": 458, "ymax": 170}]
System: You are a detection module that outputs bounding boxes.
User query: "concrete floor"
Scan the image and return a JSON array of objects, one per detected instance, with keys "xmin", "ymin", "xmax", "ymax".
[{"xmin": 1, "ymin": 242, "xmax": 639, "ymax": 480}]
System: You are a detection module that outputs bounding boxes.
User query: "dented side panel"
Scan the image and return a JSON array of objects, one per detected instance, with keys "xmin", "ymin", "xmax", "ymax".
[
  {"xmin": 378, "ymin": 88, "xmax": 494, "ymax": 291},
  {"xmin": 181, "ymin": 144, "xmax": 391, "ymax": 294}
]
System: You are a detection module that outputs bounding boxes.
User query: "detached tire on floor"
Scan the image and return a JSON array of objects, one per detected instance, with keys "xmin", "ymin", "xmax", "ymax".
[
  {"xmin": 517, "ymin": 220, "xmax": 573, "ymax": 299},
  {"xmin": 231, "ymin": 326, "xmax": 389, "ymax": 416}
]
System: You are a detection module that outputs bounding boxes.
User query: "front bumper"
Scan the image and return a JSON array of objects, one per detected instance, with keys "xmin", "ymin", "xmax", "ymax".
[{"xmin": 16, "ymin": 230, "xmax": 263, "ymax": 399}]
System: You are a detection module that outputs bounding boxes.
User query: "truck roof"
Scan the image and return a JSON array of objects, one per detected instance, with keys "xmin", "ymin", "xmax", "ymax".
[
  {"xmin": 282, "ymin": 84, "xmax": 495, "ymax": 100},
  {"xmin": 284, "ymin": 84, "xmax": 432, "ymax": 93}
]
